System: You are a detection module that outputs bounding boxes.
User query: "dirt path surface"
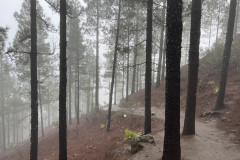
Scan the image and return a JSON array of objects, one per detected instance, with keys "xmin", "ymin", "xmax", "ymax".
[{"xmin": 104, "ymin": 104, "xmax": 240, "ymax": 160}]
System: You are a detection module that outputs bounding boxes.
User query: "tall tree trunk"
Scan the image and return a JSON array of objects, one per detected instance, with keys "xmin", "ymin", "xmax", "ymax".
[
  {"xmin": 131, "ymin": 5, "xmax": 140, "ymax": 94},
  {"xmin": 156, "ymin": 0, "xmax": 166, "ymax": 88},
  {"xmin": 144, "ymin": 0, "xmax": 153, "ymax": 135},
  {"xmin": 106, "ymin": 0, "xmax": 121, "ymax": 131},
  {"xmin": 59, "ymin": 0, "xmax": 67, "ymax": 159},
  {"xmin": 234, "ymin": 0, "xmax": 239, "ymax": 36},
  {"xmin": 122, "ymin": 54, "xmax": 125, "ymax": 99},
  {"xmin": 76, "ymin": 56, "xmax": 80, "ymax": 125},
  {"xmin": 136, "ymin": 64, "xmax": 139, "ymax": 91},
  {"xmin": 13, "ymin": 106, "xmax": 16, "ymax": 143},
  {"xmin": 47, "ymin": 88, "xmax": 50, "ymax": 126},
  {"xmin": 1, "ymin": 54, "xmax": 5, "ymax": 150},
  {"xmin": 161, "ymin": 37, "xmax": 166, "ymax": 80},
  {"xmin": 209, "ymin": 12, "xmax": 213, "ymax": 47},
  {"xmin": 152, "ymin": 52, "xmax": 155, "ymax": 84},
  {"xmin": 162, "ymin": 0, "xmax": 182, "ymax": 159},
  {"xmin": 215, "ymin": 0, "xmax": 237, "ymax": 110},
  {"xmin": 68, "ymin": 55, "xmax": 72, "ymax": 125},
  {"xmin": 216, "ymin": 0, "xmax": 222, "ymax": 45},
  {"xmin": 38, "ymin": 79, "xmax": 44, "ymax": 137},
  {"xmin": 30, "ymin": 0, "xmax": 38, "ymax": 159},
  {"xmin": 182, "ymin": 0, "xmax": 202, "ymax": 135},
  {"xmin": 126, "ymin": 26, "xmax": 130, "ymax": 101},
  {"xmin": 114, "ymin": 70, "xmax": 117, "ymax": 105},
  {"xmin": 95, "ymin": 0, "xmax": 100, "ymax": 109},
  {"xmin": 7, "ymin": 111, "xmax": 10, "ymax": 145},
  {"xmin": 91, "ymin": 79, "xmax": 94, "ymax": 110},
  {"xmin": 87, "ymin": 74, "xmax": 90, "ymax": 113}
]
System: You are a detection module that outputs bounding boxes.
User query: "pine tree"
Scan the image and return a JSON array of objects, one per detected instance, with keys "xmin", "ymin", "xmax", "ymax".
[
  {"xmin": 30, "ymin": 0, "xmax": 38, "ymax": 159},
  {"xmin": 59, "ymin": 0, "xmax": 67, "ymax": 159},
  {"xmin": 162, "ymin": 0, "xmax": 182, "ymax": 159},
  {"xmin": 215, "ymin": 0, "xmax": 237, "ymax": 110},
  {"xmin": 182, "ymin": 0, "xmax": 202, "ymax": 135}
]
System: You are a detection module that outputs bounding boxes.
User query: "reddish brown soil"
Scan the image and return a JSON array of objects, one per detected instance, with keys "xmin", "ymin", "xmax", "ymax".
[
  {"xmin": 120, "ymin": 47, "xmax": 240, "ymax": 145},
  {"xmin": 0, "ymin": 111, "xmax": 161, "ymax": 160}
]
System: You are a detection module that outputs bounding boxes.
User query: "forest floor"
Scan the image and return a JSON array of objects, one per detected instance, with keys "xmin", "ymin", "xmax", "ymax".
[{"xmin": 1, "ymin": 51, "xmax": 240, "ymax": 159}]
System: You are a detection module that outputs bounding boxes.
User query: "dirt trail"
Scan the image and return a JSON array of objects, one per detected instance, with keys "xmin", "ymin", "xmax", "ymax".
[{"xmin": 104, "ymin": 104, "xmax": 240, "ymax": 160}]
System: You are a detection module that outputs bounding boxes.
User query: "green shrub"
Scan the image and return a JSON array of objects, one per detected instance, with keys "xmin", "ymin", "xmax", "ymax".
[
  {"xmin": 123, "ymin": 129, "xmax": 140, "ymax": 142},
  {"xmin": 208, "ymin": 80, "xmax": 215, "ymax": 85},
  {"xmin": 100, "ymin": 124, "xmax": 105, "ymax": 129}
]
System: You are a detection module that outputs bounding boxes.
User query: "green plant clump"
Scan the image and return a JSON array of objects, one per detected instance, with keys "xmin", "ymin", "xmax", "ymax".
[
  {"xmin": 214, "ymin": 87, "xmax": 219, "ymax": 93},
  {"xmin": 123, "ymin": 129, "xmax": 140, "ymax": 142},
  {"xmin": 208, "ymin": 80, "xmax": 215, "ymax": 85},
  {"xmin": 100, "ymin": 124, "xmax": 105, "ymax": 129}
]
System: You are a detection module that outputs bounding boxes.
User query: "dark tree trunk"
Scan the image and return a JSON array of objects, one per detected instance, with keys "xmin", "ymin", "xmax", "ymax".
[
  {"xmin": 162, "ymin": 0, "xmax": 182, "ymax": 159},
  {"xmin": 59, "ymin": 0, "xmax": 67, "ymax": 159},
  {"xmin": 95, "ymin": 0, "xmax": 100, "ymax": 109},
  {"xmin": 106, "ymin": 0, "xmax": 121, "ymax": 131},
  {"xmin": 215, "ymin": 0, "xmax": 237, "ymax": 110},
  {"xmin": 156, "ymin": 0, "xmax": 166, "ymax": 88},
  {"xmin": 68, "ymin": 55, "xmax": 72, "ymax": 125},
  {"xmin": 131, "ymin": 5, "xmax": 139, "ymax": 94},
  {"xmin": 182, "ymin": 0, "xmax": 202, "ymax": 135},
  {"xmin": 30, "ymin": 0, "xmax": 38, "ymax": 159},
  {"xmin": 144, "ymin": 0, "xmax": 153, "ymax": 135}
]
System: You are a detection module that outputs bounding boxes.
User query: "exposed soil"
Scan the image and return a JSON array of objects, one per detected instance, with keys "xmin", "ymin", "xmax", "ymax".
[{"xmin": 0, "ymin": 110, "xmax": 162, "ymax": 160}]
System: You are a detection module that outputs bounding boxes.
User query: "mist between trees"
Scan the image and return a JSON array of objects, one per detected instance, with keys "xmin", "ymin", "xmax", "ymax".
[{"xmin": 0, "ymin": 0, "xmax": 239, "ymax": 159}]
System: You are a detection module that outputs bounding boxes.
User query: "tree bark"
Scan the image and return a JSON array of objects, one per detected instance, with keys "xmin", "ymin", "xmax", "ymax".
[
  {"xmin": 59, "ymin": 0, "xmax": 67, "ymax": 159},
  {"xmin": 182, "ymin": 0, "xmax": 202, "ymax": 135},
  {"xmin": 38, "ymin": 81, "xmax": 44, "ymax": 137},
  {"xmin": 30, "ymin": 0, "xmax": 38, "ymax": 159},
  {"xmin": 162, "ymin": 0, "xmax": 182, "ymax": 159},
  {"xmin": 68, "ymin": 54, "xmax": 72, "ymax": 125},
  {"xmin": 106, "ymin": 0, "xmax": 121, "ymax": 131},
  {"xmin": 122, "ymin": 54, "xmax": 125, "ymax": 99},
  {"xmin": 156, "ymin": 0, "xmax": 166, "ymax": 88},
  {"xmin": 114, "ymin": 69, "xmax": 117, "ymax": 105},
  {"xmin": 1, "ymin": 54, "xmax": 6, "ymax": 150},
  {"xmin": 131, "ymin": 5, "xmax": 139, "ymax": 94},
  {"xmin": 76, "ymin": 54, "xmax": 80, "ymax": 125},
  {"xmin": 215, "ymin": 0, "xmax": 237, "ymax": 110},
  {"xmin": 95, "ymin": 0, "xmax": 100, "ymax": 109},
  {"xmin": 234, "ymin": 0, "xmax": 239, "ymax": 36},
  {"xmin": 144, "ymin": 0, "xmax": 153, "ymax": 135},
  {"xmin": 161, "ymin": 35, "xmax": 166, "ymax": 80}
]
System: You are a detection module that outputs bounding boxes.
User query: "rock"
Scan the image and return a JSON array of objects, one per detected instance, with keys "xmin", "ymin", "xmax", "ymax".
[
  {"xmin": 130, "ymin": 138, "xmax": 143, "ymax": 154},
  {"xmin": 138, "ymin": 135, "xmax": 155, "ymax": 144},
  {"xmin": 130, "ymin": 134, "xmax": 155, "ymax": 154}
]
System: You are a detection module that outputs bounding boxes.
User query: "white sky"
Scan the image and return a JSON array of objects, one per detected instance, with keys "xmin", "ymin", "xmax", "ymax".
[{"xmin": 0, "ymin": 0, "xmax": 110, "ymax": 106}]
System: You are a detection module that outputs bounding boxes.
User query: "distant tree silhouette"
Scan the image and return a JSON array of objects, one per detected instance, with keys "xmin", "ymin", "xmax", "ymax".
[
  {"xmin": 162, "ymin": 0, "xmax": 182, "ymax": 159},
  {"xmin": 182, "ymin": 0, "xmax": 202, "ymax": 135},
  {"xmin": 106, "ymin": 0, "xmax": 121, "ymax": 131},
  {"xmin": 215, "ymin": 0, "xmax": 237, "ymax": 110}
]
